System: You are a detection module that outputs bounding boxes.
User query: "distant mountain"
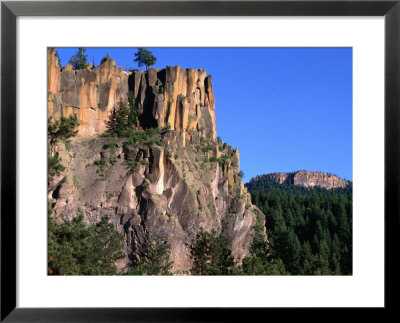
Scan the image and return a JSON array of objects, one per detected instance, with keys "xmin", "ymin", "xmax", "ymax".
[{"xmin": 248, "ymin": 171, "xmax": 350, "ymax": 190}]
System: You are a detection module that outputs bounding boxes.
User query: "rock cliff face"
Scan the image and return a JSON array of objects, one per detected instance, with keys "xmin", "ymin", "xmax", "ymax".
[
  {"xmin": 47, "ymin": 48, "xmax": 216, "ymax": 140},
  {"xmin": 250, "ymin": 171, "xmax": 349, "ymax": 190},
  {"xmin": 48, "ymin": 48, "xmax": 129, "ymax": 137},
  {"xmin": 47, "ymin": 49, "xmax": 262, "ymax": 273}
]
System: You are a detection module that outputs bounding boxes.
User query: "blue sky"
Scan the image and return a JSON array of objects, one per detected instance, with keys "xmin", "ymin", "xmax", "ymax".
[{"xmin": 56, "ymin": 47, "xmax": 353, "ymax": 182}]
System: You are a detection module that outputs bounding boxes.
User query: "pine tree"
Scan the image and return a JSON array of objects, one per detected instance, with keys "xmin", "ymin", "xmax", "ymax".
[
  {"xmin": 241, "ymin": 216, "xmax": 287, "ymax": 275},
  {"xmin": 48, "ymin": 153, "xmax": 66, "ymax": 180},
  {"xmin": 134, "ymin": 48, "xmax": 156, "ymax": 70},
  {"xmin": 68, "ymin": 47, "xmax": 88, "ymax": 70},
  {"xmin": 48, "ymin": 213, "xmax": 124, "ymax": 275},
  {"xmin": 105, "ymin": 100, "xmax": 137, "ymax": 137},
  {"xmin": 189, "ymin": 229, "xmax": 234, "ymax": 275},
  {"xmin": 126, "ymin": 236, "xmax": 173, "ymax": 275},
  {"xmin": 48, "ymin": 115, "xmax": 79, "ymax": 143}
]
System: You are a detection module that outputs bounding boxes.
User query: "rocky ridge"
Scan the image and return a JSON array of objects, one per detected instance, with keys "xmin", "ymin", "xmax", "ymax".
[
  {"xmin": 48, "ymin": 48, "xmax": 216, "ymax": 140},
  {"xmin": 47, "ymin": 49, "xmax": 263, "ymax": 273},
  {"xmin": 249, "ymin": 171, "xmax": 349, "ymax": 190}
]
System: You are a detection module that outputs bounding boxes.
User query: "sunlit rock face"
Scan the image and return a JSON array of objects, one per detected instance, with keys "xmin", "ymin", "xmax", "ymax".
[
  {"xmin": 48, "ymin": 48, "xmax": 129, "ymax": 137},
  {"xmin": 48, "ymin": 49, "xmax": 216, "ymax": 140},
  {"xmin": 250, "ymin": 171, "xmax": 349, "ymax": 190}
]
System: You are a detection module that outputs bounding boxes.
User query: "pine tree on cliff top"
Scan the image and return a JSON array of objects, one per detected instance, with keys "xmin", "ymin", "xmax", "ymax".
[
  {"xmin": 69, "ymin": 47, "xmax": 88, "ymax": 70},
  {"xmin": 134, "ymin": 48, "xmax": 156, "ymax": 70}
]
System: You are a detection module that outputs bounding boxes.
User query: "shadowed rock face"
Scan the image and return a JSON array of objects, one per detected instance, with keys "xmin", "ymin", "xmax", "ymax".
[
  {"xmin": 250, "ymin": 171, "xmax": 349, "ymax": 189},
  {"xmin": 47, "ymin": 49, "xmax": 217, "ymax": 140},
  {"xmin": 48, "ymin": 134, "xmax": 263, "ymax": 273},
  {"xmin": 131, "ymin": 66, "xmax": 216, "ymax": 139},
  {"xmin": 47, "ymin": 49, "xmax": 262, "ymax": 273}
]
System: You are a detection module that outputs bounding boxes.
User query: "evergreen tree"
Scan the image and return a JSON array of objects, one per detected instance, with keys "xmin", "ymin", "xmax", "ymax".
[
  {"xmin": 48, "ymin": 153, "xmax": 66, "ymax": 180},
  {"xmin": 48, "ymin": 213, "xmax": 125, "ymax": 275},
  {"xmin": 68, "ymin": 47, "xmax": 88, "ymax": 70},
  {"xmin": 126, "ymin": 236, "xmax": 173, "ymax": 275},
  {"xmin": 134, "ymin": 48, "xmax": 156, "ymax": 70},
  {"xmin": 48, "ymin": 115, "xmax": 79, "ymax": 143},
  {"xmin": 189, "ymin": 229, "xmax": 234, "ymax": 275},
  {"xmin": 241, "ymin": 216, "xmax": 287, "ymax": 275},
  {"xmin": 247, "ymin": 178, "xmax": 352, "ymax": 275},
  {"xmin": 105, "ymin": 100, "xmax": 137, "ymax": 137}
]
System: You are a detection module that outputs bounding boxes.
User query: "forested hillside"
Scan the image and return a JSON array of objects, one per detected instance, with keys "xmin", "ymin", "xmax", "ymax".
[{"xmin": 246, "ymin": 179, "xmax": 352, "ymax": 275}]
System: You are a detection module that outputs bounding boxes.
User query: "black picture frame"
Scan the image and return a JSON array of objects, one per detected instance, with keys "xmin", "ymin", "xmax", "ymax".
[{"xmin": 1, "ymin": 0, "xmax": 399, "ymax": 321}]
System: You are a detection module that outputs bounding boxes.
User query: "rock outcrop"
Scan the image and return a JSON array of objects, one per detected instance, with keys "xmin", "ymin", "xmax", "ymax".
[
  {"xmin": 47, "ymin": 49, "xmax": 262, "ymax": 274},
  {"xmin": 249, "ymin": 171, "xmax": 349, "ymax": 190},
  {"xmin": 48, "ymin": 134, "xmax": 261, "ymax": 273},
  {"xmin": 48, "ymin": 48, "xmax": 129, "ymax": 137},
  {"xmin": 47, "ymin": 48, "xmax": 217, "ymax": 140}
]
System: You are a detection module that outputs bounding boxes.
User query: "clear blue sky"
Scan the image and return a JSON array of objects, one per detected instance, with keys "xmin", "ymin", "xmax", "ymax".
[{"xmin": 56, "ymin": 47, "xmax": 353, "ymax": 182}]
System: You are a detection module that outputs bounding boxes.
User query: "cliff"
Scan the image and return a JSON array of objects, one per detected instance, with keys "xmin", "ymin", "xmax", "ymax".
[
  {"xmin": 249, "ymin": 171, "xmax": 349, "ymax": 190},
  {"xmin": 47, "ymin": 48, "xmax": 216, "ymax": 140},
  {"xmin": 47, "ymin": 49, "xmax": 262, "ymax": 273}
]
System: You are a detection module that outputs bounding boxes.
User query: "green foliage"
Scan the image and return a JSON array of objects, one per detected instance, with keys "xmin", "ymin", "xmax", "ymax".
[
  {"xmin": 105, "ymin": 99, "xmax": 138, "ymax": 138},
  {"xmin": 134, "ymin": 48, "xmax": 157, "ymax": 70},
  {"xmin": 105, "ymin": 141, "xmax": 118, "ymax": 149},
  {"xmin": 201, "ymin": 144, "xmax": 213, "ymax": 153},
  {"xmin": 48, "ymin": 115, "xmax": 79, "ymax": 142},
  {"xmin": 247, "ymin": 179, "xmax": 352, "ymax": 275},
  {"xmin": 121, "ymin": 127, "xmax": 162, "ymax": 147},
  {"xmin": 100, "ymin": 131, "xmax": 115, "ymax": 138},
  {"xmin": 48, "ymin": 212, "xmax": 125, "ymax": 275},
  {"xmin": 73, "ymin": 174, "xmax": 80, "ymax": 189},
  {"xmin": 94, "ymin": 158, "xmax": 107, "ymax": 166},
  {"xmin": 209, "ymin": 155, "xmax": 230, "ymax": 166},
  {"xmin": 48, "ymin": 153, "xmax": 66, "ymax": 180},
  {"xmin": 238, "ymin": 170, "xmax": 244, "ymax": 178},
  {"xmin": 126, "ymin": 236, "xmax": 173, "ymax": 275},
  {"xmin": 68, "ymin": 47, "xmax": 88, "ymax": 70},
  {"xmin": 189, "ymin": 229, "xmax": 234, "ymax": 275},
  {"xmin": 174, "ymin": 154, "xmax": 178, "ymax": 160}
]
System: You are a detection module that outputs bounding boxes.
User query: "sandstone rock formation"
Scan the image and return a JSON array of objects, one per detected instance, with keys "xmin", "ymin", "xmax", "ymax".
[
  {"xmin": 47, "ymin": 49, "xmax": 262, "ymax": 274},
  {"xmin": 47, "ymin": 48, "xmax": 217, "ymax": 140},
  {"xmin": 249, "ymin": 171, "xmax": 349, "ymax": 190},
  {"xmin": 48, "ymin": 48, "xmax": 129, "ymax": 137}
]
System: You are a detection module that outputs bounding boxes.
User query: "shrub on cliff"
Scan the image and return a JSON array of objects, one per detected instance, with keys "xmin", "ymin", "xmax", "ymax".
[
  {"xmin": 48, "ymin": 153, "xmax": 66, "ymax": 181},
  {"xmin": 48, "ymin": 114, "xmax": 79, "ymax": 143},
  {"xmin": 68, "ymin": 47, "xmax": 88, "ymax": 70},
  {"xmin": 134, "ymin": 48, "xmax": 156, "ymax": 70},
  {"xmin": 48, "ymin": 212, "xmax": 125, "ymax": 275}
]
